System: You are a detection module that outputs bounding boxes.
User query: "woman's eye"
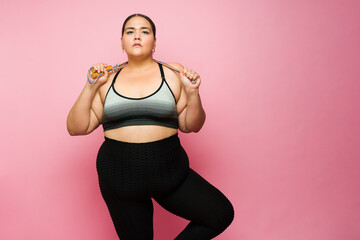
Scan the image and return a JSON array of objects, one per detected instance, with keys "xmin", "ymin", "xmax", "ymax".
[{"xmin": 126, "ymin": 31, "xmax": 149, "ymax": 34}]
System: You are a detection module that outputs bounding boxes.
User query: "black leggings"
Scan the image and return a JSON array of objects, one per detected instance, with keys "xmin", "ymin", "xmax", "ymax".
[{"xmin": 96, "ymin": 133, "xmax": 234, "ymax": 240}]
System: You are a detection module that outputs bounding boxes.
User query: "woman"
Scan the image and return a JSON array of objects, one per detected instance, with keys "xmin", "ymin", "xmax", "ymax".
[{"xmin": 67, "ymin": 13, "xmax": 234, "ymax": 240}]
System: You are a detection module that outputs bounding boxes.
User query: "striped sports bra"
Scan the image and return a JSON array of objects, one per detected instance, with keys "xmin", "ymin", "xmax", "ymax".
[{"xmin": 101, "ymin": 62, "xmax": 179, "ymax": 131}]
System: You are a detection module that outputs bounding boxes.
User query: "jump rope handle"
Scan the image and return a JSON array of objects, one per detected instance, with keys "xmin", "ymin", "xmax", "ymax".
[
  {"xmin": 90, "ymin": 65, "xmax": 113, "ymax": 79},
  {"xmin": 87, "ymin": 59, "xmax": 182, "ymax": 84}
]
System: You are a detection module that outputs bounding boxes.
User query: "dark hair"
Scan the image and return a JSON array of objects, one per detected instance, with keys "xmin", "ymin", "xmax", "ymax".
[{"xmin": 121, "ymin": 13, "xmax": 156, "ymax": 38}]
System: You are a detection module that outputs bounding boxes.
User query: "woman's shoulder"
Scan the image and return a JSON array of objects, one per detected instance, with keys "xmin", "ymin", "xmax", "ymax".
[
  {"xmin": 162, "ymin": 62, "xmax": 182, "ymax": 82},
  {"xmin": 165, "ymin": 62, "xmax": 183, "ymax": 70},
  {"xmin": 98, "ymin": 71, "xmax": 117, "ymax": 103},
  {"xmin": 159, "ymin": 62, "xmax": 183, "ymax": 100},
  {"xmin": 162, "ymin": 62, "xmax": 183, "ymax": 80}
]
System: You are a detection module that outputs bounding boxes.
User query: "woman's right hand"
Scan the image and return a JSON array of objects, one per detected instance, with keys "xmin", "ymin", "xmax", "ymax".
[{"xmin": 86, "ymin": 63, "xmax": 110, "ymax": 88}]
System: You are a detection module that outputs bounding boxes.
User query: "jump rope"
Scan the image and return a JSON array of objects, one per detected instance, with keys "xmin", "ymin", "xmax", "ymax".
[{"xmin": 87, "ymin": 59, "xmax": 197, "ymax": 84}]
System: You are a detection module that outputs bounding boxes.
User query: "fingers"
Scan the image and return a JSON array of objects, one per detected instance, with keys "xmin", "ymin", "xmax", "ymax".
[
  {"xmin": 88, "ymin": 63, "xmax": 109, "ymax": 85},
  {"xmin": 182, "ymin": 67, "xmax": 199, "ymax": 81},
  {"xmin": 92, "ymin": 63, "xmax": 108, "ymax": 73},
  {"xmin": 103, "ymin": 67, "xmax": 108, "ymax": 77}
]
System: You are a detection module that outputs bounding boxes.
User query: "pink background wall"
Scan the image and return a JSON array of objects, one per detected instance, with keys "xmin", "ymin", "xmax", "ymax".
[{"xmin": 1, "ymin": 0, "xmax": 360, "ymax": 239}]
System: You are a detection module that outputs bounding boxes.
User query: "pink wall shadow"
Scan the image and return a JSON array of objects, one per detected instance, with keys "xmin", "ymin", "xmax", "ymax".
[{"xmin": 1, "ymin": 0, "xmax": 360, "ymax": 239}]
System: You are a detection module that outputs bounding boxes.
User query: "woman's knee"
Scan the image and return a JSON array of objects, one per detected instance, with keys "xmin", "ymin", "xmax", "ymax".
[{"xmin": 211, "ymin": 197, "xmax": 235, "ymax": 232}]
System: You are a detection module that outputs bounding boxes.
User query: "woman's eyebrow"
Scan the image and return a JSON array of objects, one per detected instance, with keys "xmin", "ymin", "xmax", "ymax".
[{"xmin": 125, "ymin": 27, "xmax": 151, "ymax": 31}]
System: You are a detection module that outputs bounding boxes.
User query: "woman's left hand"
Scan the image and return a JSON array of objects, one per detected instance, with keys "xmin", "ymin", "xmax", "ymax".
[{"xmin": 180, "ymin": 66, "xmax": 201, "ymax": 91}]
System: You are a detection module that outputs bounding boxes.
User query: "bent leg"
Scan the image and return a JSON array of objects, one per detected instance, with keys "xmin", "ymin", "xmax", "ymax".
[
  {"xmin": 153, "ymin": 168, "xmax": 234, "ymax": 240},
  {"xmin": 99, "ymin": 185, "xmax": 154, "ymax": 240}
]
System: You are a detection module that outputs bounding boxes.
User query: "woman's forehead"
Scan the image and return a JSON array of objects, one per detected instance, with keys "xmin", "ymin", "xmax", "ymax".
[{"xmin": 125, "ymin": 16, "xmax": 151, "ymax": 28}]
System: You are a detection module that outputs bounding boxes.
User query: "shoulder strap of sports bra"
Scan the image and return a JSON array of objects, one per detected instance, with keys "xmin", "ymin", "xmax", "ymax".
[
  {"xmin": 158, "ymin": 62, "xmax": 165, "ymax": 80},
  {"xmin": 111, "ymin": 66, "xmax": 123, "ymax": 86}
]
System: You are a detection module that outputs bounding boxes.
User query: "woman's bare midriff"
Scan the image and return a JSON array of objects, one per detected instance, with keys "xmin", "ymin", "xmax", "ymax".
[{"xmin": 104, "ymin": 125, "xmax": 178, "ymax": 143}]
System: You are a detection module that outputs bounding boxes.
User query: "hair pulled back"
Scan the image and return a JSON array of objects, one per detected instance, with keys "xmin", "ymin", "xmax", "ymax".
[{"xmin": 121, "ymin": 13, "xmax": 156, "ymax": 38}]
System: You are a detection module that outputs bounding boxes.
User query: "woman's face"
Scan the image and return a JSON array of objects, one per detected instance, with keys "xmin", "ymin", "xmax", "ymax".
[{"xmin": 121, "ymin": 16, "xmax": 156, "ymax": 58}]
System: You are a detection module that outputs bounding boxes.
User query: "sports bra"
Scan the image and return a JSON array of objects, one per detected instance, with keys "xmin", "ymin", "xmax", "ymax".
[{"xmin": 101, "ymin": 62, "xmax": 179, "ymax": 131}]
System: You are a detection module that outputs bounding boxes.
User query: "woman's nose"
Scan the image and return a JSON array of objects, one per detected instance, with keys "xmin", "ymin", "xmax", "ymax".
[{"xmin": 134, "ymin": 31, "xmax": 141, "ymax": 40}]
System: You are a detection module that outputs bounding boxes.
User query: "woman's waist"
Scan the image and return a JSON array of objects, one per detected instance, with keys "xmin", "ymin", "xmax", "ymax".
[
  {"xmin": 100, "ymin": 130, "xmax": 181, "ymax": 159},
  {"xmin": 104, "ymin": 125, "xmax": 178, "ymax": 143}
]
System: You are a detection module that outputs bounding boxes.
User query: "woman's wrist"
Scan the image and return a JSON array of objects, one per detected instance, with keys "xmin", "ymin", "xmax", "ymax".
[{"xmin": 84, "ymin": 82, "xmax": 99, "ymax": 94}]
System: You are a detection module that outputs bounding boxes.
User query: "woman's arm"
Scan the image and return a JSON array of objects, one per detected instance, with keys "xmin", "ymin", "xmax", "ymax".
[
  {"xmin": 67, "ymin": 63, "xmax": 110, "ymax": 136},
  {"xmin": 169, "ymin": 62, "xmax": 206, "ymax": 133},
  {"xmin": 183, "ymin": 87, "xmax": 206, "ymax": 133},
  {"xmin": 66, "ymin": 84, "xmax": 101, "ymax": 136}
]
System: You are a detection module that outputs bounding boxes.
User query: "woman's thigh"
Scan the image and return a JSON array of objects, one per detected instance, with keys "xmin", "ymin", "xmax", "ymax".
[
  {"xmin": 99, "ymin": 184, "xmax": 154, "ymax": 240},
  {"xmin": 153, "ymin": 168, "xmax": 234, "ymax": 229}
]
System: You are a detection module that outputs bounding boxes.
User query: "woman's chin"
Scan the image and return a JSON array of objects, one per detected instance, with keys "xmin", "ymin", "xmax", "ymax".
[{"xmin": 127, "ymin": 51, "xmax": 152, "ymax": 58}]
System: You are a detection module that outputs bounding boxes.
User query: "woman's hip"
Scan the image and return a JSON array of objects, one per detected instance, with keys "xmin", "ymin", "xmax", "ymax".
[{"xmin": 95, "ymin": 133, "xmax": 190, "ymax": 196}]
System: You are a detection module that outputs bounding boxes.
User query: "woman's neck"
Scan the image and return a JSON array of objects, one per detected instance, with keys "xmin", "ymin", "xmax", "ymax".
[{"xmin": 125, "ymin": 56, "xmax": 155, "ymax": 72}]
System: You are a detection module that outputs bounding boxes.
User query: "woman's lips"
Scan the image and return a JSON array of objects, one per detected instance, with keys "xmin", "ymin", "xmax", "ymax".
[{"xmin": 133, "ymin": 44, "xmax": 142, "ymax": 47}]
